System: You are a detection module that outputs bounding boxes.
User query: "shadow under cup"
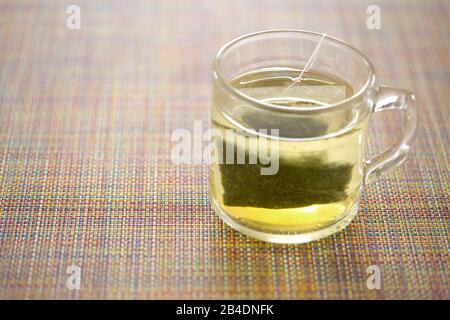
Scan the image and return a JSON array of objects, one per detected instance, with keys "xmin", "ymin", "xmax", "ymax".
[{"xmin": 210, "ymin": 30, "xmax": 378, "ymax": 244}]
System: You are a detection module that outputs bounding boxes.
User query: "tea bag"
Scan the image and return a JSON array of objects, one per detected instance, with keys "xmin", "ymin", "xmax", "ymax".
[
  {"xmin": 219, "ymin": 63, "xmax": 354, "ymax": 209},
  {"xmin": 219, "ymin": 83, "xmax": 353, "ymax": 209},
  {"xmin": 219, "ymin": 136, "xmax": 353, "ymax": 209}
]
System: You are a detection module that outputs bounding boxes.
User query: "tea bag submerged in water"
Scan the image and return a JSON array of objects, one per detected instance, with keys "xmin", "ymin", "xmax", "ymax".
[
  {"xmin": 217, "ymin": 70, "xmax": 354, "ymax": 209},
  {"xmin": 218, "ymin": 136, "xmax": 353, "ymax": 209}
]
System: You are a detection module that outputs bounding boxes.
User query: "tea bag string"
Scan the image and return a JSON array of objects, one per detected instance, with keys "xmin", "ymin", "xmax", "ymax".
[{"xmin": 286, "ymin": 33, "xmax": 327, "ymax": 90}]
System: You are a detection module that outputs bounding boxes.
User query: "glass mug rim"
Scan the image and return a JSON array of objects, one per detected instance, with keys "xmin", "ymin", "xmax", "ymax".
[{"xmin": 213, "ymin": 29, "xmax": 376, "ymax": 113}]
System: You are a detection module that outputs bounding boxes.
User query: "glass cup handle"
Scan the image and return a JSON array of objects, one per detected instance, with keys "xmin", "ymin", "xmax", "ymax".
[{"xmin": 365, "ymin": 86, "xmax": 418, "ymax": 184}]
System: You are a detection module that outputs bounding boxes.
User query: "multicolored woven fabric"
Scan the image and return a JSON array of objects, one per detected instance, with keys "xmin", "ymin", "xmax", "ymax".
[{"xmin": 0, "ymin": 0, "xmax": 448, "ymax": 299}]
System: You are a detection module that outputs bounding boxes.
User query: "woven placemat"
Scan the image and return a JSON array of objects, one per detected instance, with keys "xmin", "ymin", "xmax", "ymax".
[{"xmin": 0, "ymin": 0, "xmax": 448, "ymax": 299}]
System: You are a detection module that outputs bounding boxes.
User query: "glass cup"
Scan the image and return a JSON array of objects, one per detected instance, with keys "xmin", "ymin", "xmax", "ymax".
[{"xmin": 209, "ymin": 30, "xmax": 417, "ymax": 243}]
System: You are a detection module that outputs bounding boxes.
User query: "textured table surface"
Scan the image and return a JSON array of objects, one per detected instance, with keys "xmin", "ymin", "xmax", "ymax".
[{"xmin": 0, "ymin": 0, "xmax": 448, "ymax": 299}]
